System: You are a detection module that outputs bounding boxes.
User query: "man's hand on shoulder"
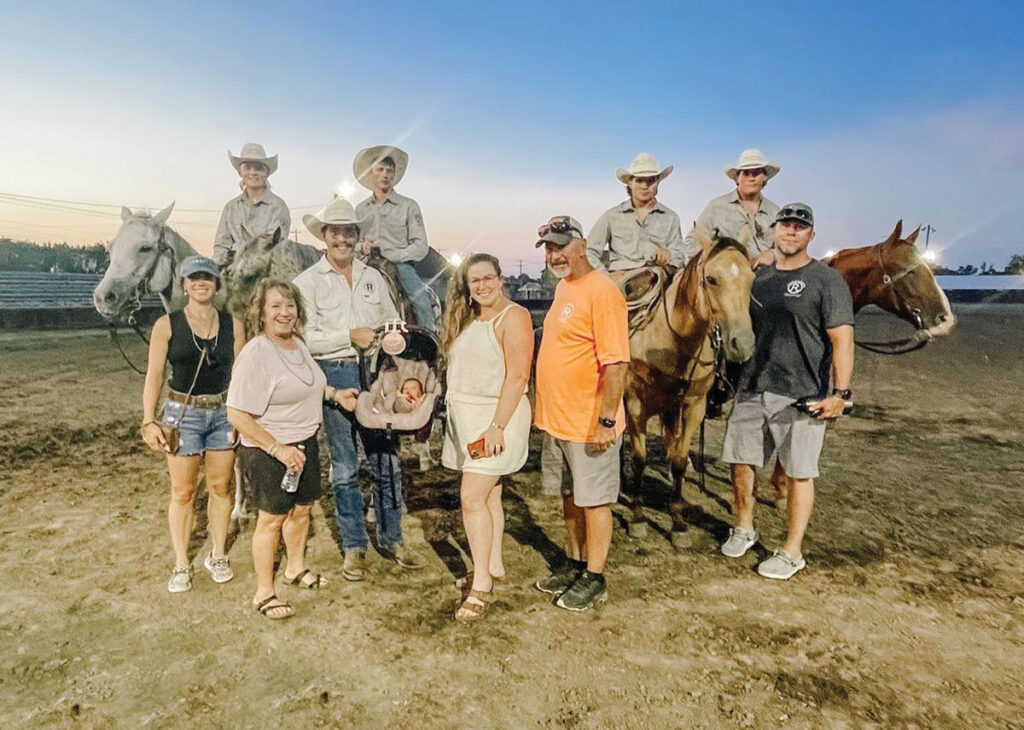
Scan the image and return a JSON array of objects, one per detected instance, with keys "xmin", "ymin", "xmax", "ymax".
[{"xmin": 752, "ymin": 249, "xmax": 778, "ymax": 270}]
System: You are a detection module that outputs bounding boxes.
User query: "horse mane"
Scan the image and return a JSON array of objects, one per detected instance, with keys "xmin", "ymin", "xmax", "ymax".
[{"xmin": 710, "ymin": 237, "xmax": 749, "ymax": 258}]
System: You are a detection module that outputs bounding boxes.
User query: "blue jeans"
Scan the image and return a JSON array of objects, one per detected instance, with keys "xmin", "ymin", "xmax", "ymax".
[
  {"xmin": 319, "ymin": 360, "xmax": 404, "ymax": 552},
  {"xmin": 395, "ymin": 261, "xmax": 436, "ymax": 332}
]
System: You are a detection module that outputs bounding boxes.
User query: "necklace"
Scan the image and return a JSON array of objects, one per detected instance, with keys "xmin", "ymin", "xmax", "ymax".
[
  {"xmin": 185, "ymin": 307, "xmax": 218, "ymax": 365},
  {"xmin": 269, "ymin": 337, "xmax": 314, "ymax": 386}
]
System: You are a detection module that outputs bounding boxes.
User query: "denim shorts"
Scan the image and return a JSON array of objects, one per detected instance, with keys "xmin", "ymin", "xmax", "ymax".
[{"xmin": 160, "ymin": 398, "xmax": 234, "ymax": 457}]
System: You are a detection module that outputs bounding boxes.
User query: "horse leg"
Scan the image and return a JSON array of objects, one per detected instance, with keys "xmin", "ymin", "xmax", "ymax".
[
  {"xmin": 666, "ymin": 396, "xmax": 705, "ymax": 550},
  {"xmin": 621, "ymin": 392, "xmax": 649, "ymax": 539},
  {"xmin": 771, "ymin": 458, "xmax": 789, "ymax": 511}
]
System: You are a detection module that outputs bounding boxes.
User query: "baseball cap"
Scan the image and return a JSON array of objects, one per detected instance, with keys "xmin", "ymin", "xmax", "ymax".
[
  {"xmin": 180, "ymin": 255, "xmax": 220, "ymax": 279},
  {"xmin": 771, "ymin": 202, "xmax": 814, "ymax": 228},
  {"xmin": 535, "ymin": 215, "xmax": 585, "ymax": 248}
]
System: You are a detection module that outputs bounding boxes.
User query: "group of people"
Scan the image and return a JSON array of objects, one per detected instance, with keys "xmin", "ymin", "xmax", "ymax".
[{"xmin": 140, "ymin": 142, "xmax": 854, "ymax": 622}]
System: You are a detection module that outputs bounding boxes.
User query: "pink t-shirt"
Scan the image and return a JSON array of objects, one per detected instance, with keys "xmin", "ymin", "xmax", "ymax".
[{"xmin": 227, "ymin": 335, "xmax": 327, "ymax": 446}]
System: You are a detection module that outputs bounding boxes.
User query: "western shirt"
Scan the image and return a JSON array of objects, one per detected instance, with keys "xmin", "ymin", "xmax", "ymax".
[
  {"xmin": 586, "ymin": 200, "xmax": 693, "ymax": 270},
  {"xmin": 212, "ymin": 190, "xmax": 291, "ymax": 266},
  {"xmin": 355, "ymin": 191, "xmax": 429, "ymax": 264},
  {"xmin": 292, "ymin": 257, "xmax": 399, "ymax": 360},
  {"xmin": 684, "ymin": 190, "xmax": 779, "ymax": 257}
]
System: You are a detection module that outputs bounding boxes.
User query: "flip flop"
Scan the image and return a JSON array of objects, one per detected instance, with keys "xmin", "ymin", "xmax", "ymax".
[
  {"xmin": 284, "ymin": 569, "xmax": 327, "ymax": 589},
  {"xmin": 254, "ymin": 594, "xmax": 294, "ymax": 620}
]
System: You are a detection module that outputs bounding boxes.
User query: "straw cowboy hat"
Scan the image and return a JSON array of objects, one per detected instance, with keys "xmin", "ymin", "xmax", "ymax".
[
  {"xmin": 228, "ymin": 143, "xmax": 279, "ymax": 175},
  {"xmin": 615, "ymin": 153, "xmax": 674, "ymax": 184},
  {"xmin": 353, "ymin": 145, "xmax": 409, "ymax": 189},
  {"xmin": 302, "ymin": 198, "xmax": 366, "ymax": 241},
  {"xmin": 724, "ymin": 148, "xmax": 780, "ymax": 181}
]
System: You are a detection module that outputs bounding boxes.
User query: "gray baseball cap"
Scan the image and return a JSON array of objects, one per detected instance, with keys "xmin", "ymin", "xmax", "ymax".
[
  {"xmin": 180, "ymin": 255, "xmax": 220, "ymax": 279},
  {"xmin": 771, "ymin": 202, "xmax": 814, "ymax": 228},
  {"xmin": 535, "ymin": 215, "xmax": 585, "ymax": 248}
]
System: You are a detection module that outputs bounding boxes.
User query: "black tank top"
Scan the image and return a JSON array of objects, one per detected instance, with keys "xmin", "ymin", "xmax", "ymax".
[{"xmin": 167, "ymin": 309, "xmax": 234, "ymax": 395}]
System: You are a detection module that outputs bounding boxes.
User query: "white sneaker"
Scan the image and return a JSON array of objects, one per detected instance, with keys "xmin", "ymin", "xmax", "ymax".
[
  {"xmin": 203, "ymin": 553, "xmax": 234, "ymax": 584},
  {"xmin": 167, "ymin": 565, "xmax": 193, "ymax": 593},
  {"xmin": 721, "ymin": 527, "xmax": 759, "ymax": 558},
  {"xmin": 757, "ymin": 550, "xmax": 806, "ymax": 580}
]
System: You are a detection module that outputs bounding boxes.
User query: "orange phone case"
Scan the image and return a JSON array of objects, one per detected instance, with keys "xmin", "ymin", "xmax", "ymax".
[{"xmin": 466, "ymin": 437, "xmax": 487, "ymax": 459}]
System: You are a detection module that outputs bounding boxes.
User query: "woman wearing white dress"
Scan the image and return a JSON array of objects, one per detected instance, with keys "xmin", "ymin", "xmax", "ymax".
[{"xmin": 440, "ymin": 254, "xmax": 533, "ymax": 621}]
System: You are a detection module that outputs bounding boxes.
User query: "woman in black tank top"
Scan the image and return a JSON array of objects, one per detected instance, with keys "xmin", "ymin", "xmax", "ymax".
[{"xmin": 139, "ymin": 256, "xmax": 245, "ymax": 594}]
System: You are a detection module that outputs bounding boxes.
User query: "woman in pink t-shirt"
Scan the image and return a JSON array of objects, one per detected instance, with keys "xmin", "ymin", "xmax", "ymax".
[{"xmin": 227, "ymin": 279, "xmax": 357, "ymax": 620}]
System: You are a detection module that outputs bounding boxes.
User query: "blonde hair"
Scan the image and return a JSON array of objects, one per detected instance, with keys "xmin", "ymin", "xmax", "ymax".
[
  {"xmin": 246, "ymin": 278, "xmax": 307, "ymax": 337},
  {"xmin": 440, "ymin": 253, "xmax": 502, "ymax": 358}
]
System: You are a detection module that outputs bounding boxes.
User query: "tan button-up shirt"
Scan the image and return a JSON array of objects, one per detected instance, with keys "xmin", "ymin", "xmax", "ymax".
[
  {"xmin": 684, "ymin": 190, "xmax": 779, "ymax": 256},
  {"xmin": 586, "ymin": 200, "xmax": 694, "ymax": 270},
  {"xmin": 212, "ymin": 190, "xmax": 291, "ymax": 266},
  {"xmin": 355, "ymin": 191, "xmax": 428, "ymax": 264},
  {"xmin": 292, "ymin": 257, "xmax": 399, "ymax": 360}
]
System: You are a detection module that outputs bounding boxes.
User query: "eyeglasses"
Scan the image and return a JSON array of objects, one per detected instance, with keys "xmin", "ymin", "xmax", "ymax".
[
  {"xmin": 739, "ymin": 167, "xmax": 766, "ymax": 177},
  {"xmin": 777, "ymin": 208, "xmax": 813, "ymax": 225},
  {"xmin": 538, "ymin": 217, "xmax": 582, "ymax": 239},
  {"xmin": 631, "ymin": 176, "xmax": 660, "ymax": 186}
]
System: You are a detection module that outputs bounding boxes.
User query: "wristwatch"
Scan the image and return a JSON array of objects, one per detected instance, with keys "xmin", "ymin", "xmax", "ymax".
[
  {"xmin": 598, "ymin": 417, "xmax": 616, "ymax": 428},
  {"xmin": 831, "ymin": 388, "xmax": 853, "ymax": 400}
]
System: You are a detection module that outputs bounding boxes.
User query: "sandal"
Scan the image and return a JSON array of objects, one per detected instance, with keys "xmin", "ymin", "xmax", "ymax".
[
  {"xmin": 454, "ymin": 589, "xmax": 494, "ymax": 622},
  {"xmin": 284, "ymin": 569, "xmax": 327, "ymax": 589},
  {"xmin": 454, "ymin": 572, "xmax": 505, "ymax": 591},
  {"xmin": 254, "ymin": 594, "xmax": 294, "ymax": 620}
]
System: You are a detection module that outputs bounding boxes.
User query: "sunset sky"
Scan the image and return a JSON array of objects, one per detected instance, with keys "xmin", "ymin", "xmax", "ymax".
[{"xmin": 1, "ymin": 1, "xmax": 1022, "ymax": 273}]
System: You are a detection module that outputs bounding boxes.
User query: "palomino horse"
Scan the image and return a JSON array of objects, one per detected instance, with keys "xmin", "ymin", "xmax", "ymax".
[
  {"xmin": 624, "ymin": 230, "xmax": 756, "ymax": 548},
  {"xmin": 769, "ymin": 220, "xmax": 956, "ymax": 507}
]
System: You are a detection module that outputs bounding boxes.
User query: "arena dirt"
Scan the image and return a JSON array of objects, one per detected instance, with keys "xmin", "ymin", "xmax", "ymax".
[{"xmin": 1, "ymin": 309, "xmax": 1022, "ymax": 729}]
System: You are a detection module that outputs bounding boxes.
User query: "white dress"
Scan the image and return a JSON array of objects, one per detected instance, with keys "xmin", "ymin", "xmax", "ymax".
[{"xmin": 442, "ymin": 304, "xmax": 531, "ymax": 475}]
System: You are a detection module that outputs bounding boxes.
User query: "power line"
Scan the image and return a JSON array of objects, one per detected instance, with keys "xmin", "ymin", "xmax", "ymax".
[{"xmin": 0, "ymin": 191, "xmax": 329, "ymax": 214}]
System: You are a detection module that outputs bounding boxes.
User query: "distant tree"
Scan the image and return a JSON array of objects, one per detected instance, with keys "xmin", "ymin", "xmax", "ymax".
[
  {"xmin": 0, "ymin": 240, "xmax": 108, "ymax": 273},
  {"xmin": 1004, "ymin": 254, "xmax": 1024, "ymax": 275},
  {"xmin": 956, "ymin": 264, "xmax": 978, "ymax": 275}
]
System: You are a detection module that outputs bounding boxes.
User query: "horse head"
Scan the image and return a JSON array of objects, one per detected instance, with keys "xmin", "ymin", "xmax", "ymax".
[
  {"xmin": 221, "ymin": 226, "xmax": 284, "ymax": 320},
  {"xmin": 93, "ymin": 202, "xmax": 177, "ymax": 320},
  {"xmin": 690, "ymin": 229, "xmax": 756, "ymax": 362},
  {"xmin": 876, "ymin": 221, "xmax": 956, "ymax": 338}
]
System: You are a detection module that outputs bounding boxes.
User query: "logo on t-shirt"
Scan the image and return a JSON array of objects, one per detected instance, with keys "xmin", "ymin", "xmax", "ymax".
[
  {"xmin": 785, "ymin": 280, "xmax": 806, "ymax": 298},
  {"xmin": 559, "ymin": 303, "xmax": 575, "ymax": 322}
]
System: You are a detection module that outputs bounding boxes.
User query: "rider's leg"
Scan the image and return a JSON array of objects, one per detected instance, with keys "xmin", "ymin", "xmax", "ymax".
[{"xmin": 395, "ymin": 261, "xmax": 436, "ymax": 332}]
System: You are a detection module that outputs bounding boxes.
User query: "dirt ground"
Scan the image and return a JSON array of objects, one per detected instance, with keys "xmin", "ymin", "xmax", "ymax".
[{"xmin": 1, "ymin": 305, "xmax": 1022, "ymax": 729}]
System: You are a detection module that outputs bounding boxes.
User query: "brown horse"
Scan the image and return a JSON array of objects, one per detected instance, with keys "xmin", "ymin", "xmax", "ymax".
[{"xmin": 624, "ymin": 230, "xmax": 756, "ymax": 548}]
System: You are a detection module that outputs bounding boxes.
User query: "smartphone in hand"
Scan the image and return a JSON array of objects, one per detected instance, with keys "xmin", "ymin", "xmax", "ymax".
[{"xmin": 466, "ymin": 436, "xmax": 487, "ymax": 459}]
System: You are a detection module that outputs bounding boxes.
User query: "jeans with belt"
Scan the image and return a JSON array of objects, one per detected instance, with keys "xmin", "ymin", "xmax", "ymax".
[{"xmin": 318, "ymin": 359, "xmax": 404, "ymax": 552}]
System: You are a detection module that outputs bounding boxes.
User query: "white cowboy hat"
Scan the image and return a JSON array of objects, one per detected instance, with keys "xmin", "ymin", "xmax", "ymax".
[
  {"xmin": 724, "ymin": 148, "xmax": 780, "ymax": 181},
  {"xmin": 353, "ymin": 145, "xmax": 409, "ymax": 189},
  {"xmin": 302, "ymin": 198, "xmax": 366, "ymax": 241},
  {"xmin": 615, "ymin": 153, "xmax": 674, "ymax": 184},
  {"xmin": 228, "ymin": 142, "xmax": 279, "ymax": 175}
]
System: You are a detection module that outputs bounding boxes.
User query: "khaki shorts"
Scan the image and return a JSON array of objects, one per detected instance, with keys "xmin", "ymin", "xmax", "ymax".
[
  {"xmin": 541, "ymin": 433, "xmax": 622, "ymax": 507},
  {"xmin": 721, "ymin": 391, "xmax": 826, "ymax": 479}
]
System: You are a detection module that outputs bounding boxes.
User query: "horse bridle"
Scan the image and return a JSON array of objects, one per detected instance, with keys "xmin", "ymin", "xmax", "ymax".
[{"xmin": 855, "ymin": 244, "xmax": 932, "ymax": 355}]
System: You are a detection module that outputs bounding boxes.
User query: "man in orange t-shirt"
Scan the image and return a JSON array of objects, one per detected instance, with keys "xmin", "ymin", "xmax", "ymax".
[{"xmin": 533, "ymin": 215, "xmax": 630, "ymax": 612}]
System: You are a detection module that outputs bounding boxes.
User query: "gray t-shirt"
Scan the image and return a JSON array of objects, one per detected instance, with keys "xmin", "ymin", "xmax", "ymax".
[{"xmin": 737, "ymin": 260, "xmax": 854, "ymax": 399}]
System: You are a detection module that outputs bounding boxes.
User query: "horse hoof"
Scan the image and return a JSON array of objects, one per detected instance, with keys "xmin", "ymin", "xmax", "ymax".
[
  {"xmin": 670, "ymin": 530, "xmax": 693, "ymax": 551},
  {"xmin": 626, "ymin": 521, "xmax": 648, "ymax": 539}
]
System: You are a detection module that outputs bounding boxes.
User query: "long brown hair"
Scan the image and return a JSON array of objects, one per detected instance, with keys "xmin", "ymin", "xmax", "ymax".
[
  {"xmin": 246, "ymin": 278, "xmax": 307, "ymax": 338},
  {"xmin": 440, "ymin": 253, "xmax": 502, "ymax": 358}
]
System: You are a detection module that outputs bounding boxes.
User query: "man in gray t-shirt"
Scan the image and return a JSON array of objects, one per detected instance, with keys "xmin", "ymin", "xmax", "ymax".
[{"xmin": 720, "ymin": 203, "xmax": 855, "ymax": 581}]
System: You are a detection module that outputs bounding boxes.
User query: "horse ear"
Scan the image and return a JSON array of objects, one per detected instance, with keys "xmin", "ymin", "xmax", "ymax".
[
  {"xmin": 151, "ymin": 202, "xmax": 175, "ymax": 227},
  {"xmin": 903, "ymin": 225, "xmax": 921, "ymax": 246},
  {"xmin": 694, "ymin": 226, "xmax": 714, "ymax": 253},
  {"xmin": 883, "ymin": 220, "xmax": 903, "ymax": 246},
  {"xmin": 736, "ymin": 224, "xmax": 752, "ymax": 249},
  {"xmin": 121, "ymin": 206, "xmax": 134, "ymax": 222},
  {"xmin": 273, "ymin": 227, "xmax": 282, "ymax": 245}
]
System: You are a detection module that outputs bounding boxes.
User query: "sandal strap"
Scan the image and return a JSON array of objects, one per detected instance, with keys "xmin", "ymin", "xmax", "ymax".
[
  {"xmin": 466, "ymin": 589, "xmax": 494, "ymax": 604},
  {"xmin": 255, "ymin": 594, "xmax": 290, "ymax": 614},
  {"xmin": 288, "ymin": 569, "xmax": 311, "ymax": 585}
]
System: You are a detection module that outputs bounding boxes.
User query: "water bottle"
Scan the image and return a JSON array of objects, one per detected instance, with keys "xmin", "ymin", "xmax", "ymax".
[{"xmin": 280, "ymin": 444, "xmax": 305, "ymax": 493}]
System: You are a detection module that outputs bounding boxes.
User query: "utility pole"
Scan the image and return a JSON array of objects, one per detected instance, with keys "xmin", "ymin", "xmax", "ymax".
[
  {"xmin": 292, "ymin": 228, "xmax": 300, "ymax": 242},
  {"xmin": 517, "ymin": 259, "xmax": 524, "ymax": 276},
  {"xmin": 922, "ymin": 224, "xmax": 936, "ymax": 249}
]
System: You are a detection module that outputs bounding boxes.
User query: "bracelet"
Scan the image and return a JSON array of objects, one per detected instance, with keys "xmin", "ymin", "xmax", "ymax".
[
  {"xmin": 325, "ymin": 386, "xmax": 337, "ymax": 402},
  {"xmin": 141, "ymin": 420, "xmax": 156, "ymax": 428},
  {"xmin": 267, "ymin": 442, "xmax": 281, "ymax": 457},
  {"xmin": 490, "ymin": 421, "xmax": 504, "ymax": 431}
]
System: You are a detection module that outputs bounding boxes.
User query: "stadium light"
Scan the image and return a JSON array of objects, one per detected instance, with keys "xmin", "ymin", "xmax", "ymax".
[
  {"xmin": 449, "ymin": 253, "xmax": 463, "ymax": 267},
  {"xmin": 824, "ymin": 250, "xmax": 837, "ymax": 259},
  {"xmin": 922, "ymin": 250, "xmax": 938, "ymax": 263},
  {"xmin": 336, "ymin": 180, "xmax": 356, "ymax": 200}
]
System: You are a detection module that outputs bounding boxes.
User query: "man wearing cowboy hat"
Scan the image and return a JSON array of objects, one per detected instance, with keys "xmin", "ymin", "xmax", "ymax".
[
  {"xmin": 353, "ymin": 145, "xmax": 435, "ymax": 331},
  {"xmin": 586, "ymin": 153, "xmax": 694, "ymax": 276},
  {"xmin": 213, "ymin": 143, "xmax": 291, "ymax": 268},
  {"xmin": 293, "ymin": 198, "xmax": 427, "ymax": 580},
  {"xmin": 684, "ymin": 149, "xmax": 781, "ymax": 267}
]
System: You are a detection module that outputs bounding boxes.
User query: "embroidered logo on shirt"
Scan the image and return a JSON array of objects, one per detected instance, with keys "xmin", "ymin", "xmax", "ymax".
[
  {"xmin": 785, "ymin": 280, "xmax": 806, "ymax": 297},
  {"xmin": 558, "ymin": 303, "xmax": 575, "ymax": 322},
  {"xmin": 364, "ymin": 282, "xmax": 375, "ymax": 293}
]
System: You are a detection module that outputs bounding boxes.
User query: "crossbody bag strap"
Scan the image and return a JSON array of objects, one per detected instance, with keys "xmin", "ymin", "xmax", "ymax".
[{"xmin": 170, "ymin": 348, "xmax": 207, "ymax": 427}]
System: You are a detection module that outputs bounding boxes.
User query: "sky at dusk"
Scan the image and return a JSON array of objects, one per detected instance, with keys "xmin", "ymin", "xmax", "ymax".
[{"xmin": 1, "ymin": 1, "xmax": 1022, "ymax": 274}]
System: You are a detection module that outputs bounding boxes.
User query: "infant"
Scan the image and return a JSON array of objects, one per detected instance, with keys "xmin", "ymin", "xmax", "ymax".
[{"xmin": 393, "ymin": 377, "xmax": 425, "ymax": 414}]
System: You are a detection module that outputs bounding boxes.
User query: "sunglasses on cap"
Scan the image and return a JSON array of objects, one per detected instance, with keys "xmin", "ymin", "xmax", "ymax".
[
  {"xmin": 777, "ymin": 207, "xmax": 813, "ymax": 225},
  {"xmin": 537, "ymin": 217, "xmax": 583, "ymax": 239}
]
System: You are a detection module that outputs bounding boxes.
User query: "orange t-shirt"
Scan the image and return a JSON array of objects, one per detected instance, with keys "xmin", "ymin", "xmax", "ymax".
[{"xmin": 535, "ymin": 270, "xmax": 630, "ymax": 442}]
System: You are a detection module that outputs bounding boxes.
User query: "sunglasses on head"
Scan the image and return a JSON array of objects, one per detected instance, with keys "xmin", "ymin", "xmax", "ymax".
[
  {"xmin": 777, "ymin": 208, "xmax": 812, "ymax": 224},
  {"xmin": 538, "ymin": 217, "xmax": 582, "ymax": 239}
]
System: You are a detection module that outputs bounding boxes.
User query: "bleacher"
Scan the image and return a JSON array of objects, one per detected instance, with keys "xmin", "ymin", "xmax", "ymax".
[{"xmin": 0, "ymin": 271, "xmax": 162, "ymax": 329}]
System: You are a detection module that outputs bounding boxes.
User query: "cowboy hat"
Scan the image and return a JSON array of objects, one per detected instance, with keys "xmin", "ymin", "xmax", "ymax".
[
  {"xmin": 724, "ymin": 148, "xmax": 780, "ymax": 181},
  {"xmin": 228, "ymin": 143, "xmax": 278, "ymax": 175},
  {"xmin": 302, "ymin": 198, "xmax": 366, "ymax": 242},
  {"xmin": 353, "ymin": 145, "xmax": 409, "ymax": 189},
  {"xmin": 615, "ymin": 153, "xmax": 674, "ymax": 184}
]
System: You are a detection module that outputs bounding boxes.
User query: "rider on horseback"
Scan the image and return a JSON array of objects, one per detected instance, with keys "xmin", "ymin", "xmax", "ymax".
[{"xmin": 354, "ymin": 145, "xmax": 436, "ymax": 332}]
